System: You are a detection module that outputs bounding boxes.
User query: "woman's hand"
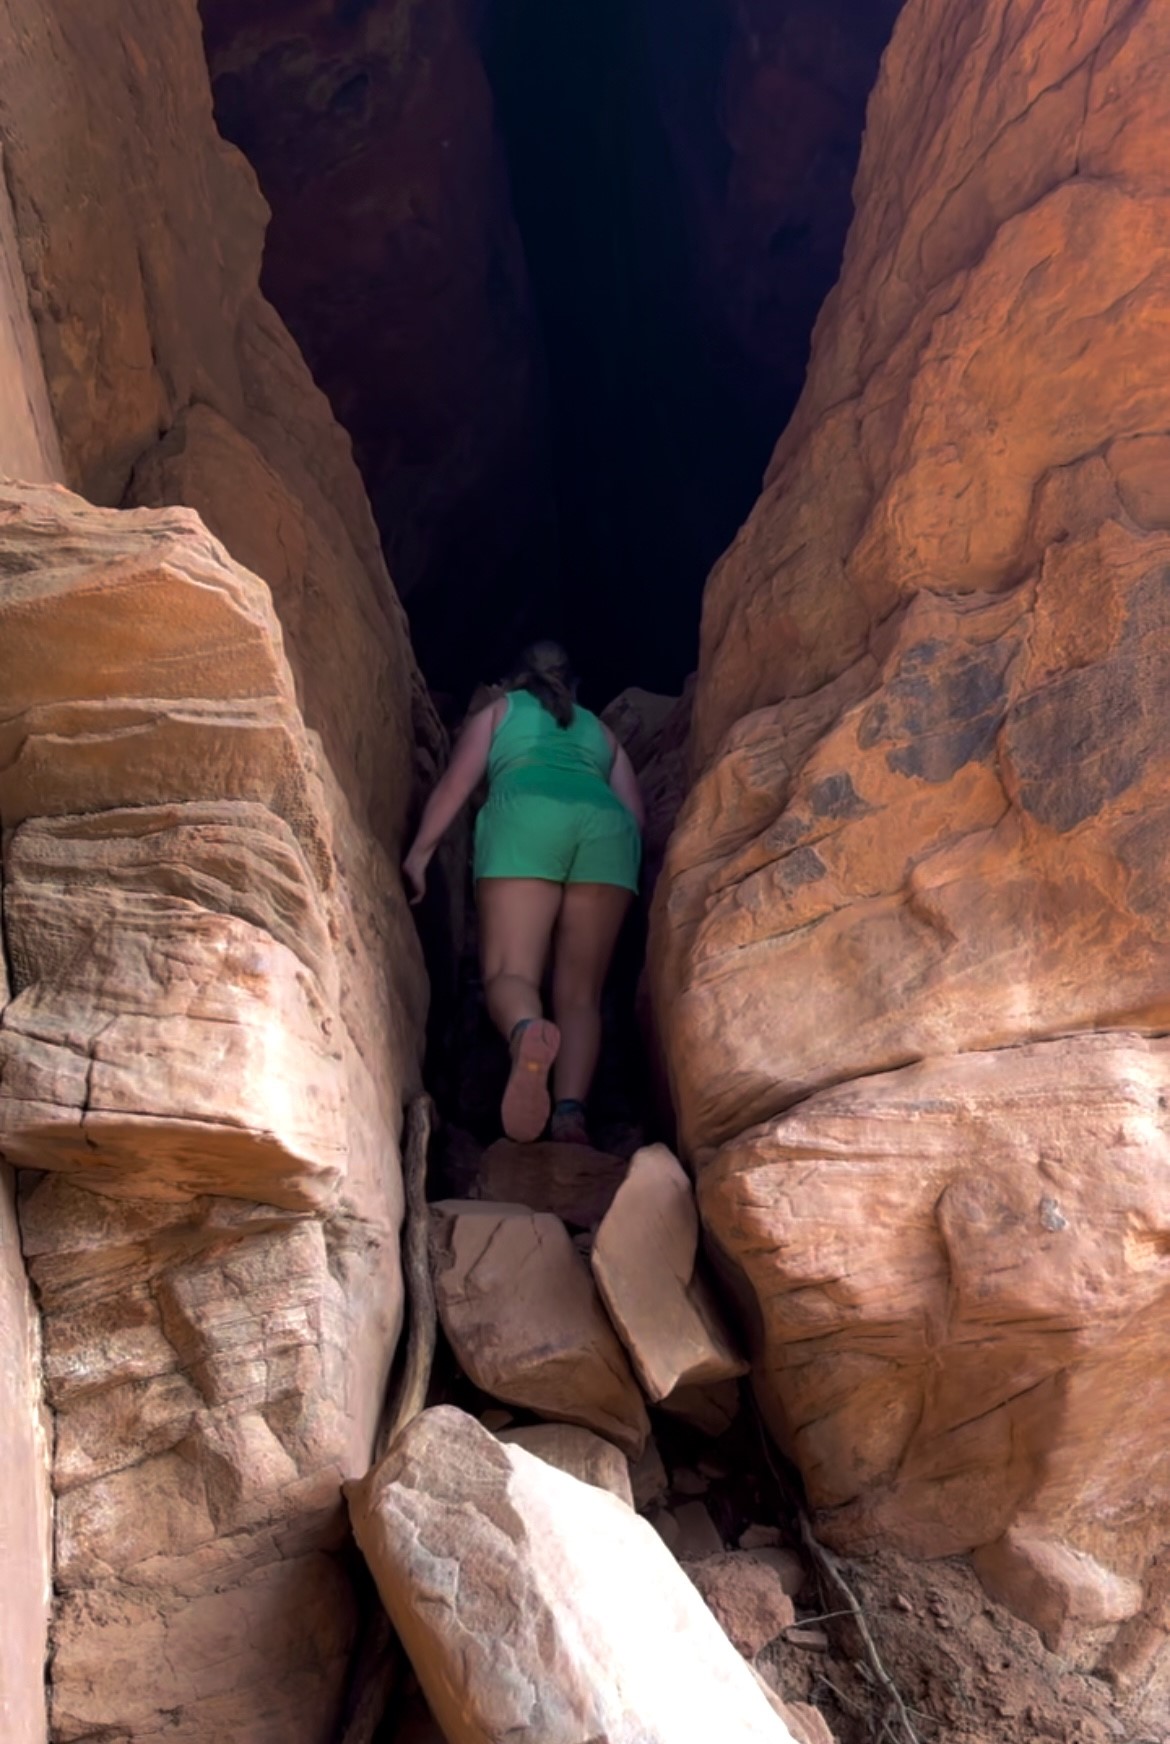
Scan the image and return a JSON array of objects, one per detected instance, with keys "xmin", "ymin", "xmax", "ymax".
[{"xmin": 403, "ymin": 844, "xmax": 432, "ymax": 906}]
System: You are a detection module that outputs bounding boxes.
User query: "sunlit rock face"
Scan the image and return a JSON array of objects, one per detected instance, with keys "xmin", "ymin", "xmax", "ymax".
[
  {"xmin": 654, "ymin": 0, "xmax": 1170, "ymax": 1664},
  {"xmin": 0, "ymin": 484, "xmax": 418, "ymax": 1744},
  {"xmin": 0, "ymin": 2, "xmax": 432, "ymax": 1738}
]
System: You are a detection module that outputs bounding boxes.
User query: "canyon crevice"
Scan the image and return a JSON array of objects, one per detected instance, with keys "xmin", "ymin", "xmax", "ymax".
[{"xmin": 2, "ymin": 0, "xmax": 1170, "ymax": 1740}]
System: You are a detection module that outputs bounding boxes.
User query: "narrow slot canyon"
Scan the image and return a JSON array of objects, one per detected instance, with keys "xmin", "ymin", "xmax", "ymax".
[
  {"xmin": 198, "ymin": 0, "xmax": 896, "ymax": 707},
  {"xmin": 2, "ymin": 4, "xmax": 1170, "ymax": 1744}
]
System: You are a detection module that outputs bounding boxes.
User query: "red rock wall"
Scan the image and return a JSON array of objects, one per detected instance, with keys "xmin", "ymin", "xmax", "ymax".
[
  {"xmin": 0, "ymin": 146, "xmax": 61, "ymax": 484},
  {"xmin": 653, "ymin": 0, "xmax": 1170, "ymax": 1673},
  {"xmin": 0, "ymin": 99, "xmax": 60, "ymax": 1744},
  {"xmin": 0, "ymin": 1167, "xmax": 51, "ymax": 1744},
  {"xmin": 0, "ymin": 2, "xmax": 435, "ymax": 1739},
  {"xmin": 198, "ymin": 0, "xmax": 548, "ymax": 665}
]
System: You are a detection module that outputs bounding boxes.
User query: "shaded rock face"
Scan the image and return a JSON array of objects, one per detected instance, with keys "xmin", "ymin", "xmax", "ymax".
[
  {"xmin": 0, "ymin": 151, "xmax": 61, "ymax": 484},
  {"xmin": 198, "ymin": 0, "xmax": 900, "ymax": 702},
  {"xmin": 653, "ymin": 0, "xmax": 1170, "ymax": 1665},
  {"xmin": 199, "ymin": 0, "xmax": 550, "ymax": 691},
  {"xmin": 643, "ymin": 0, "xmax": 904, "ymax": 447}
]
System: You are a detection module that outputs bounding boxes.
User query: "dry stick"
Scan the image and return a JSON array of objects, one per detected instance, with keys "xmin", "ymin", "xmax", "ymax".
[
  {"xmin": 376, "ymin": 1092, "xmax": 437, "ymax": 1460},
  {"xmin": 795, "ymin": 1515, "xmax": 924, "ymax": 1744},
  {"xmin": 752, "ymin": 1409, "xmax": 923, "ymax": 1744},
  {"xmin": 339, "ymin": 1094, "xmax": 437, "ymax": 1744}
]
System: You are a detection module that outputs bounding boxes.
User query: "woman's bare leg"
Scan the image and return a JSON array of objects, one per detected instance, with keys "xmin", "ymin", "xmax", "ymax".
[
  {"xmin": 551, "ymin": 882, "xmax": 633, "ymax": 1105},
  {"xmin": 477, "ymin": 877, "xmax": 564, "ymax": 1038},
  {"xmin": 478, "ymin": 877, "xmax": 566, "ymax": 1141}
]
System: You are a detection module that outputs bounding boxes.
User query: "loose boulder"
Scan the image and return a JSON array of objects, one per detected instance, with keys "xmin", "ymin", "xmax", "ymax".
[
  {"xmin": 592, "ymin": 1144, "xmax": 747, "ymax": 1402},
  {"xmin": 430, "ymin": 1202, "xmax": 649, "ymax": 1456},
  {"xmin": 477, "ymin": 1138, "xmax": 628, "ymax": 1230},
  {"xmin": 347, "ymin": 1406, "xmax": 796, "ymax": 1743},
  {"xmin": 687, "ymin": 1553, "xmax": 798, "ymax": 1658}
]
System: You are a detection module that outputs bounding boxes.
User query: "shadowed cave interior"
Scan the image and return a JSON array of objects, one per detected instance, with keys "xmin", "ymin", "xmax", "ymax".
[{"xmin": 200, "ymin": 0, "xmax": 903, "ymax": 709}]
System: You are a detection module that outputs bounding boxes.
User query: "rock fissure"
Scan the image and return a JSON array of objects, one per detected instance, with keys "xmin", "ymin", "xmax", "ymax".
[{"xmin": 4, "ymin": 0, "xmax": 1170, "ymax": 1741}]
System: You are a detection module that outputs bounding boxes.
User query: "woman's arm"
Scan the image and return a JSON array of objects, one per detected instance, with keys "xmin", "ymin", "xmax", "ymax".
[
  {"xmin": 608, "ymin": 740, "xmax": 645, "ymax": 831},
  {"xmin": 403, "ymin": 703, "xmax": 498, "ymax": 903}
]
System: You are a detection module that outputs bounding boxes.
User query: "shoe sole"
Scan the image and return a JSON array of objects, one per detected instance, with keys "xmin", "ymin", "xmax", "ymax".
[{"xmin": 501, "ymin": 1020, "xmax": 561, "ymax": 1143}]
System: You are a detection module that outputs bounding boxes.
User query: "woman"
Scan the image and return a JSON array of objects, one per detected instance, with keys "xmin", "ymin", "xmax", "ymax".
[{"xmin": 403, "ymin": 642, "xmax": 643, "ymax": 1146}]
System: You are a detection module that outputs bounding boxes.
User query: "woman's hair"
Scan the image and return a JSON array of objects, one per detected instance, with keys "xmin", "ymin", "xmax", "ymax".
[{"xmin": 504, "ymin": 640, "xmax": 577, "ymax": 728}]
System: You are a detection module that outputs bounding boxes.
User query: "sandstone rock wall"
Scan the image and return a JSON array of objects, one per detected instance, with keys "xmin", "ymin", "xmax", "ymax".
[
  {"xmin": 0, "ymin": 0, "xmax": 441, "ymax": 833},
  {"xmin": 653, "ymin": 0, "xmax": 1170, "ymax": 1668},
  {"xmin": 0, "ymin": 485, "xmax": 420, "ymax": 1744},
  {"xmin": 198, "ymin": 0, "xmax": 549, "ymax": 681},
  {"xmin": 0, "ymin": 148, "xmax": 62, "ymax": 486},
  {"xmin": 0, "ymin": 1166, "xmax": 51, "ymax": 1744},
  {"xmin": 0, "ymin": 121, "xmax": 59, "ymax": 1744},
  {"xmin": 0, "ymin": 3, "xmax": 435, "ymax": 1738}
]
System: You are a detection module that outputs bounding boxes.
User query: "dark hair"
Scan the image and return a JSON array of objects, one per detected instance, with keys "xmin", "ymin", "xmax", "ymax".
[{"xmin": 504, "ymin": 640, "xmax": 577, "ymax": 728}]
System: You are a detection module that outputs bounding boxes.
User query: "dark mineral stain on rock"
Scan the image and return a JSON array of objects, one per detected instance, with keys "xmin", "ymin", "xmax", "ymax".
[
  {"xmin": 858, "ymin": 636, "xmax": 1015, "ymax": 782},
  {"xmin": 777, "ymin": 845, "xmax": 827, "ymax": 888},
  {"xmin": 1007, "ymin": 567, "xmax": 1170, "ymax": 832},
  {"xmin": 808, "ymin": 770, "xmax": 868, "ymax": 819}
]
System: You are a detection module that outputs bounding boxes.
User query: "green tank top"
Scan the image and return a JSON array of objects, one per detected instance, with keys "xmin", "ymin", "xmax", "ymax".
[{"xmin": 487, "ymin": 690, "xmax": 617, "ymax": 802}]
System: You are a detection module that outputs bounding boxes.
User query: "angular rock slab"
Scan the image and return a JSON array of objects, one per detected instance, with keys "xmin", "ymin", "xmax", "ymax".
[
  {"xmin": 0, "ymin": 806, "xmax": 343, "ymax": 1209},
  {"xmin": 348, "ymin": 1406, "xmax": 795, "ymax": 1744},
  {"xmin": 592, "ymin": 1143, "xmax": 747, "ymax": 1401},
  {"xmin": 0, "ymin": 487, "xmax": 346, "ymax": 1211},
  {"xmin": 431, "ymin": 1202, "xmax": 649, "ymax": 1456},
  {"xmin": 477, "ymin": 1137, "xmax": 628, "ymax": 1230},
  {"xmin": 699, "ymin": 1032, "xmax": 1170, "ymax": 1648},
  {"xmin": 687, "ymin": 1552, "xmax": 797, "ymax": 1658},
  {"xmin": 973, "ymin": 1529, "xmax": 1143, "ymax": 1655}
]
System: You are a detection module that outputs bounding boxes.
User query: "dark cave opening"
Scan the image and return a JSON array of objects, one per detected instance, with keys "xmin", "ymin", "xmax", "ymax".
[
  {"xmin": 480, "ymin": 0, "xmax": 775, "ymax": 706},
  {"xmin": 200, "ymin": 0, "xmax": 901, "ymax": 710}
]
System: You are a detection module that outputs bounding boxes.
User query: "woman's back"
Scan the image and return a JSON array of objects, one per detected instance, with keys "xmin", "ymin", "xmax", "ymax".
[{"xmin": 488, "ymin": 690, "xmax": 617, "ymax": 801}]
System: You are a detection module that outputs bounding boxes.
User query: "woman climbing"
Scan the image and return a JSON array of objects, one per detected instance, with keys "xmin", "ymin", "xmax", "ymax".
[{"xmin": 403, "ymin": 641, "xmax": 643, "ymax": 1146}]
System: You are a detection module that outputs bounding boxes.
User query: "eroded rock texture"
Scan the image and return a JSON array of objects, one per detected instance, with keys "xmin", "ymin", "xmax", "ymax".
[
  {"xmin": 653, "ymin": 0, "xmax": 1170, "ymax": 1665},
  {"xmin": 0, "ymin": 488, "xmax": 419, "ymax": 1744},
  {"xmin": 349, "ymin": 1407, "xmax": 795, "ymax": 1744},
  {"xmin": 0, "ymin": 3, "xmax": 433, "ymax": 1738}
]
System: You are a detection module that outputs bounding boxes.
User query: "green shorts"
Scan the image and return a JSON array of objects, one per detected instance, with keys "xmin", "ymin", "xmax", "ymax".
[{"xmin": 474, "ymin": 787, "xmax": 641, "ymax": 891}]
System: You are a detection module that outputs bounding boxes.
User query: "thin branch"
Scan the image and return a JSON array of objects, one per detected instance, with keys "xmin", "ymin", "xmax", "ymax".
[
  {"xmin": 340, "ymin": 1095, "xmax": 436, "ymax": 1744},
  {"xmin": 376, "ymin": 1092, "xmax": 437, "ymax": 1458},
  {"xmin": 752, "ymin": 1406, "xmax": 923, "ymax": 1744},
  {"xmin": 796, "ymin": 1514, "xmax": 923, "ymax": 1744}
]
